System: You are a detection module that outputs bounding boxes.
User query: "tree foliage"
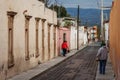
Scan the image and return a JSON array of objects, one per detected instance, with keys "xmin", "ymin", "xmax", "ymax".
[
  {"xmin": 49, "ymin": 4, "xmax": 70, "ymax": 18},
  {"xmin": 45, "ymin": 0, "xmax": 51, "ymax": 7},
  {"xmin": 38, "ymin": 0, "xmax": 52, "ymax": 7},
  {"xmin": 41, "ymin": 0, "xmax": 70, "ymax": 17},
  {"xmin": 64, "ymin": 20, "xmax": 73, "ymax": 28}
]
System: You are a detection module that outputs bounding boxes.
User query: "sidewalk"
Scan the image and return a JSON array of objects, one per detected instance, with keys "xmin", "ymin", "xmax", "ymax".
[
  {"xmin": 95, "ymin": 55, "xmax": 115, "ymax": 80},
  {"xmin": 8, "ymin": 46, "xmax": 86, "ymax": 80},
  {"xmin": 89, "ymin": 42, "xmax": 115, "ymax": 80}
]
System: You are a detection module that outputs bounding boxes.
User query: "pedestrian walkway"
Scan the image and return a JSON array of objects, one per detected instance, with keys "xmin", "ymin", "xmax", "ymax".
[
  {"xmin": 8, "ymin": 46, "xmax": 86, "ymax": 80},
  {"xmin": 95, "ymin": 54, "xmax": 115, "ymax": 80},
  {"xmin": 89, "ymin": 42, "xmax": 115, "ymax": 80}
]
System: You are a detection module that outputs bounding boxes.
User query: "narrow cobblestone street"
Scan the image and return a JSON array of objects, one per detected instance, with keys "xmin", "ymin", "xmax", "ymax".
[
  {"xmin": 31, "ymin": 46, "xmax": 99, "ymax": 80},
  {"xmin": 0, "ymin": 0, "xmax": 118, "ymax": 80}
]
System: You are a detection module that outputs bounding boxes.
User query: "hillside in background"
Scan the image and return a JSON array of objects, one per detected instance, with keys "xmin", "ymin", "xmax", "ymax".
[{"xmin": 66, "ymin": 8, "xmax": 110, "ymax": 26}]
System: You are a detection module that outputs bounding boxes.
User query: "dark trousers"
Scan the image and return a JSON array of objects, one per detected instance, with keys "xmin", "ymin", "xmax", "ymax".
[
  {"xmin": 62, "ymin": 48, "xmax": 67, "ymax": 56},
  {"xmin": 99, "ymin": 60, "xmax": 107, "ymax": 74}
]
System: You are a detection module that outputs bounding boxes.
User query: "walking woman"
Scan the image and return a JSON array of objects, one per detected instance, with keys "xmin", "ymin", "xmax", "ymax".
[{"xmin": 61, "ymin": 40, "xmax": 68, "ymax": 56}]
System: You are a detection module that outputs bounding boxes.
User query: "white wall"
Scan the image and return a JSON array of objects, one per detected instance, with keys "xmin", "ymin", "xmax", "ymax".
[
  {"xmin": 0, "ymin": 0, "xmax": 57, "ymax": 79},
  {"xmin": 70, "ymin": 26, "xmax": 88, "ymax": 50},
  {"xmin": 83, "ymin": 32, "xmax": 88, "ymax": 44},
  {"xmin": 104, "ymin": 23, "xmax": 109, "ymax": 42},
  {"xmin": 70, "ymin": 27, "xmax": 77, "ymax": 50},
  {"xmin": 79, "ymin": 27, "xmax": 84, "ymax": 46}
]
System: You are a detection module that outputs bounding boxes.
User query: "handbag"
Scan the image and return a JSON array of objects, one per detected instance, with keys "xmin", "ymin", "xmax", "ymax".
[
  {"xmin": 68, "ymin": 50, "xmax": 70, "ymax": 53},
  {"xmin": 96, "ymin": 57, "xmax": 100, "ymax": 61},
  {"xmin": 60, "ymin": 49, "xmax": 63, "ymax": 55}
]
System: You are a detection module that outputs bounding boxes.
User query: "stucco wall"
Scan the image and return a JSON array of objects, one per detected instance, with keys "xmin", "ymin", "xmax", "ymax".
[
  {"xmin": 104, "ymin": 23, "xmax": 109, "ymax": 43},
  {"xmin": 79, "ymin": 27, "xmax": 86, "ymax": 46},
  {"xmin": 70, "ymin": 27, "xmax": 77, "ymax": 50},
  {"xmin": 57, "ymin": 28, "xmax": 70, "ymax": 55},
  {"xmin": 109, "ymin": 0, "xmax": 120, "ymax": 80},
  {"xmin": 0, "ymin": 0, "xmax": 57, "ymax": 79},
  {"xmin": 70, "ymin": 26, "xmax": 87, "ymax": 50}
]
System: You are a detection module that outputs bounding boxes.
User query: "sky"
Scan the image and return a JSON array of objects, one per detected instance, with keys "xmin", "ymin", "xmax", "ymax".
[{"xmin": 53, "ymin": 0, "xmax": 113, "ymax": 8}]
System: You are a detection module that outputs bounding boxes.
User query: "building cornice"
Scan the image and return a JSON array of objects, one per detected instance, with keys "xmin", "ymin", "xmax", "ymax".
[{"xmin": 7, "ymin": 11, "xmax": 17, "ymax": 17}]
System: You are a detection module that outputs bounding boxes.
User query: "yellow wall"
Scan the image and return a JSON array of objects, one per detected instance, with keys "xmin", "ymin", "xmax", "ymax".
[{"xmin": 109, "ymin": 0, "xmax": 120, "ymax": 79}]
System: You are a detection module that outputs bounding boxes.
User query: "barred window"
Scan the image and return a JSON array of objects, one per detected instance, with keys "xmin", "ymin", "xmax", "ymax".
[
  {"xmin": 41, "ymin": 19, "xmax": 46, "ymax": 61},
  {"xmin": 35, "ymin": 18, "xmax": 40, "ymax": 58},
  {"xmin": 7, "ymin": 11, "xmax": 17, "ymax": 68},
  {"xmin": 25, "ymin": 15, "xmax": 32, "ymax": 60},
  {"xmin": 48, "ymin": 23, "xmax": 51, "ymax": 59}
]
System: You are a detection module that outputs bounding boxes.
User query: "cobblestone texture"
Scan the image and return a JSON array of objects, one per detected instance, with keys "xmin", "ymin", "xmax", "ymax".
[{"xmin": 31, "ymin": 46, "xmax": 99, "ymax": 80}]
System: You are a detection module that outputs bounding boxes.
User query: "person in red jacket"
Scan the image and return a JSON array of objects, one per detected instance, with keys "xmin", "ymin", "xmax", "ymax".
[{"xmin": 61, "ymin": 40, "xmax": 68, "ymax": 56}]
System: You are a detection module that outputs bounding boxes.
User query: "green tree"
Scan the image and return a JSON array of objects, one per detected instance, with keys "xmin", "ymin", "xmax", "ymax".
[
  {"xmin": 38, "ymin": 0, "xmax": 52, "ymax": 8},
  {"xmin": 64, "ymin": 20, "xmax": 73, "ymax": 28},
  {"xmin": 45, "ymin": 0, "xmax": 52, "ymax": 7},
  {"xmin": 49, "ymin": 4, "xmax": 70, "ymax": 17}
]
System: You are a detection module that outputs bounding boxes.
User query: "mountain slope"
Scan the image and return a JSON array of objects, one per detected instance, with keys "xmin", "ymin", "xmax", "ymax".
[{"xmin": 66, "ymin": 8, "xmax": 110, "ymax": 26}]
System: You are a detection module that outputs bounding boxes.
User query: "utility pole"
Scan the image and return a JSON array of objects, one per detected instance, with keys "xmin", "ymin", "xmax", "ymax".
[
  {"xmin": 105, "ymin": 13, "xmax": 108, "ymax": 21},
  {"xmin": 77, "ymin": 5, "xmax": 80, "ymax": 50},
  {"xmin": 100, "ymin": 0, "xmax": 104, "ymax": 41},
  {"xmin": 100, "ymin": 0, "xmax": 111, "ymax": 41}
]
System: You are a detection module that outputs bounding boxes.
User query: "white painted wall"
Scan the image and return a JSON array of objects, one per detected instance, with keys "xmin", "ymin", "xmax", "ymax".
[
  {"xmin": 70, "ymin": 26, "xmax": 88, "ymax": 49},
  {"xmin": 70, "ymin": 26, "xmax": 77, "ymax": 50},
  {"xmin": 0, "ymin": 0, "xmax": 57, "ymax": 79},
  {"xmin": 104, "ymin": 23, "xmax": 109, "ymax": 41},
  {"xmin": 79, "ymin": 27, "xmax": 84, "ymax": 46},
  {"xmin": 83, "ymin": 32, "xmax": 88, "ymax": 45}
]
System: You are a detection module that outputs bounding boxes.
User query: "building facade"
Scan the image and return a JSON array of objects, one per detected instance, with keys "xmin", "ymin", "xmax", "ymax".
[
  {"xmin": 0, "ymin": 0, "xmax": 57, "ymax": 79},
  {"xmin": 79, "ymin": 26, "xmax": 88, "ymax": 45},
  {"xmin": 57, "ymin": 17, "xmax": 87, "ymax": 52},
  {"xmin": 57, "ymin": 28, "xmax": 70, "ymax": 55},
  {"xmin": 87, "ymin": 26, "xmax": 98, "ymax": 43},
  {"xmin": 109, "ymin": 0, "xmax": 120, "ymax": 80},
  {"xmin": 57, "ymin": 17, "xmax": 75, "ymax": 52},
  {"xmin": 104, "ymin": 21, "xmax": 109, "ymax": 44}
]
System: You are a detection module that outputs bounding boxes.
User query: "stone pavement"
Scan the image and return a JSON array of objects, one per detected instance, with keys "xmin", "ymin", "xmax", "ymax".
[
  {"xmin": 8, "ymin": 46, "xmax": 86, "ymax": 80},
  {"xmin": 31, "ymin": 46, "xmax": 98, "ymax": 80}
]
